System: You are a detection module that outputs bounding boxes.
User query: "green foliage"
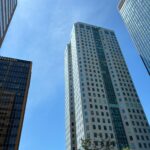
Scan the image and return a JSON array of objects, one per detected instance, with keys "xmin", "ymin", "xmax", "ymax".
[
  {"xmin": 80, "ymin": 138, "xmax": 115, "ymax": 150},
  {"xmin": 122, "ymin": 147, "xmax": 130, "ymax": 150},
  {"xmin": 81, "ymin": 138, "xmax": 91, "ymax": 150}
]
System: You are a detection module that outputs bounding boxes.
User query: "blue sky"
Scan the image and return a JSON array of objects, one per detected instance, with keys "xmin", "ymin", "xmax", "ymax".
[{"xmin": 0, "ymin": 0, "xmax": 150, "ymax": 149}]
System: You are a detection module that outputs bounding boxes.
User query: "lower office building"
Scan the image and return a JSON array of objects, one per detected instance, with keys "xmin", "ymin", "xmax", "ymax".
[
  {"xmin": 0, "ymin": 56, "xmax": 32, "ymax": 150},
  {"xmin": 65, "ymin": 22, "xmax": 150, "ymax": 150}
]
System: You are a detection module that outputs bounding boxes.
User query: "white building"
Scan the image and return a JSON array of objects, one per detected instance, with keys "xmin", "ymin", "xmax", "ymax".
[{"xmin": 65, "ymin": 22, "xmax": 150, "ymax": 150}]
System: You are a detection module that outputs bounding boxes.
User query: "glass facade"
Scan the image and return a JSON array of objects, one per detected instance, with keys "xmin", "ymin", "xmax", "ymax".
[
  {"xmin": 0, "ymin": 56, "xmax": 32, "ymax": 150},
  {"xmin": 118, "ymin": 0, "xmax": 150, "ymax": 75},
  {"xmin": 0, "ymin": 0, "xmax": 17, "ymax": 47},
  {"xmin": 65, "ymin": 22, "xmax": 150, "ymax": 150},
  {"xmin": 92, "ymin": 27, "xmax": 128, "ymax": 149}
]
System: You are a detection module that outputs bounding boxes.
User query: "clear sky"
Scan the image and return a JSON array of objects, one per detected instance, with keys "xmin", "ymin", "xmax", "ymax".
[{"xmin": 0, "ymin": 0, "xmax": 150, "ymax": 150}]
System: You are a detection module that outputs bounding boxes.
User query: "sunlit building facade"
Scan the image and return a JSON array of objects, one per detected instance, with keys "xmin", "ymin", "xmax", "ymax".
[
  {"xmin": 0, "ymin": 56, "xmax": 32, "ymax": 150},
  {"xmin": 65, "ymin": 44, "xmax": 77, "ymax": 150},
  {"xmin": 65, "ymin": 22, "xmax": 150, "ymax": 150},
  {"xmin": 118, "ymin": 0, "xmax": 150, "ymax": 75},
  {"xmin": 0, "ymin": 0, "xmax": 17, "ymax": 47}
]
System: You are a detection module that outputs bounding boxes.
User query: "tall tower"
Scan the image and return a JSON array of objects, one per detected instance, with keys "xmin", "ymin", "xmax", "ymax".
[
  {"xmin": 0, "ymin": 56, "xmax": 32, "ymax": 150},
  {"xmin": 65, "ymin": 22, "xmax": 150, "ymax": 150},
  {"xmin": 0, "ymin": 0, "xmax": 17, "ymax": 47},
  {"xmin": 118, "ymin": 0, "xmax": 150, "ymax": 75}
]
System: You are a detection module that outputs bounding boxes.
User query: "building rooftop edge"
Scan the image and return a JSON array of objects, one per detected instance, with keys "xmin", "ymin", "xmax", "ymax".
[
  {"xmin": 0, "ymin": 56, "xmax": 32, "ymax": 64},
  {"xmin": 73, "ymin": 22, "xmax": 114, "ymax": 32}
]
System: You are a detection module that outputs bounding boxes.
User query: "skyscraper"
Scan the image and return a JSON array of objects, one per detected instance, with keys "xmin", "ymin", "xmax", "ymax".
[
  {"xmin": 0, "ymin": 56, "xmax": 32, "ymax": 150},
  {"xmin": 0, "ymin": 0, "xmax": 17, "ymax": 47},
  {"xmin": 65, "ymin": 22, "xmax": 150, "ymax": 150},
  {"xmin": 118, "ymin": 0, "xmax": 150, "ymax": 75}
]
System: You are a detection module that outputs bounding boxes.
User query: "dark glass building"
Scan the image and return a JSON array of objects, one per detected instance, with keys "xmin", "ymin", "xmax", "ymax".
[
  {"xmin": 0, "ymin": 56, "xmax": 32, "ymax": 150},
  {"xmin": 0, "ymin": 0, "xmax": 17, "ymax": 47},
  {"xmin": 118, "ymin": 0, "xmax": 150, "ymax": 75}
]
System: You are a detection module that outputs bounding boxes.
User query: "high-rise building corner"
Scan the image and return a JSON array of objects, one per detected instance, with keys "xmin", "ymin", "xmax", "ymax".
[
  {"xmin": 118, "ymin": 0, "xmax": 150, "ymax": 75},
  {"xmin": 0, "ymin": 0, "xmax": 17, "ymax": 47}
]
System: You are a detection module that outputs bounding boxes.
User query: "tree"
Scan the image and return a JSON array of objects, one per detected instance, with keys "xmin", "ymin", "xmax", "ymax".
[
  {"xmin": 80, "ymin": 138, "xmax": 115, "ymax": 150},
  {"xmin": 122, "ymin": 148, "xmax": 130, "ymax": 150},
  {"xmin": 81, "ymin": 138, "xmax": 91, "ymax": 150}
]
